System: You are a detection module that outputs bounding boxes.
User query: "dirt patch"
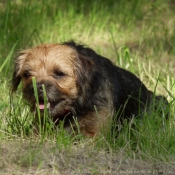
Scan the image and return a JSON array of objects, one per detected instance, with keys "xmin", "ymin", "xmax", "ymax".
[{"xmin": 0, "ymin": 140, "xmax": 175, "ymax": 175}]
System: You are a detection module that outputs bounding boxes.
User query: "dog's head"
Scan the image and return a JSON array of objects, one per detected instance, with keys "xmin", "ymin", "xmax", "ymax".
[{"xmin": 12, "ymin": 42, "xmax": 95, "ymax": 120}]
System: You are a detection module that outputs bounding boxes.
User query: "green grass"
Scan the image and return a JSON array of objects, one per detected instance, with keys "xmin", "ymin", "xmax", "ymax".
[{"xmin": 0, "ymin": 0, "xmax": 175, "ymax": 174}]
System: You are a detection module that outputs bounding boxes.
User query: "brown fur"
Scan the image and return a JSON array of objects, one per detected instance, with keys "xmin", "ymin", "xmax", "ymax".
[
  {"xmin": 12, "ymin": 41, "xmax": 169, "ymax": 137},
  {"xmin": 12, "ymin": 43, "xmax": 113, "ymax": 137}
]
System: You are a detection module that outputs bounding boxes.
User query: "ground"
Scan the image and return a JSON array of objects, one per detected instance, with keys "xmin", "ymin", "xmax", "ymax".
[{"xmin": 1, "ymin": 140, "xmax": 175, "ymax": 175}]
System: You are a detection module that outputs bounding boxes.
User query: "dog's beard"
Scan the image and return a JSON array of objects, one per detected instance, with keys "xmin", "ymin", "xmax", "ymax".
[
  {"xmin": 35, "ymin": 99, "xmax": 69, "ymax": 115},
  {"xmin": 22, "ymin": 82, "xmax": 74, "ymax": 120}
]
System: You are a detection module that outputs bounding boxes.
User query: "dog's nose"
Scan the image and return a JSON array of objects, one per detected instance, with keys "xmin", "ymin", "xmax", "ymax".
[{"xmin": 37, "ymin": 83, "xmax": 44, "ymax": 92}]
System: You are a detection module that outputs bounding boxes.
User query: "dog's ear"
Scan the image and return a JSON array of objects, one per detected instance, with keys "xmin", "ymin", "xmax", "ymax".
[
  {"xmin": 75, "ymin": 53, "xmax": 96, "ymax": 95},
  {"xmin": 12, "ymin": 51, "xmax": 27, "ymax": 92},
  {"xmin": 12, "ymin": 67, "xmax": 21, "ymax": 92},
  {"xmin": 76, "ymin": 53, "xmax": 93, "ymax": 81}
]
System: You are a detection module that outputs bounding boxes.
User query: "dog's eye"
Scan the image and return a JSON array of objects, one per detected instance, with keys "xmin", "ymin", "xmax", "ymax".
[
  {"xmin": 22, "ymin": 71, "xmax": 31, "ymax": 79},
  {"xmin": 54, "ymin": 71, "xmax": 65, "ymax": 78}
]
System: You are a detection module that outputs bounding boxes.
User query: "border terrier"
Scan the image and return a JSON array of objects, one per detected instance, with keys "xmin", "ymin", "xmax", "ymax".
[{"xmin": 12, "ymin": 41, "xmax": 168, "ymax": 137}]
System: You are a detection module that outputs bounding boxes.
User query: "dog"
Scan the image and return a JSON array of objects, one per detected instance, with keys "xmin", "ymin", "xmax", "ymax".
[{"xmin": 12, "ymin": 41, "xmax": 169, "ymax": 137}]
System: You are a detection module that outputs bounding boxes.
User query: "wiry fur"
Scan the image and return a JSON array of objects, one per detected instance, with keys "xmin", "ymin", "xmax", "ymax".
[{"xmin": 12, "ymin": 41, "xmax": 169, "ymax": 137}]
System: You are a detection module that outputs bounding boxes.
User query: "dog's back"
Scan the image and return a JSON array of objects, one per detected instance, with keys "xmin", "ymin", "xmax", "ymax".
[{"xmin": 66, "ymin": 41, "xmax": 169, "ymax": 120}]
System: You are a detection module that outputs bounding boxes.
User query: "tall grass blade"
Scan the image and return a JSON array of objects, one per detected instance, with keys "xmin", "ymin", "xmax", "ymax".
[{"xmin": 0, "ymin": 42, "xmax": 17, "ymax": 75}]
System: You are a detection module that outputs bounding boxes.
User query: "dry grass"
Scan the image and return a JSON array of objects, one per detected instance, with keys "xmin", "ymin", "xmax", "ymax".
[{"xmin": 1, "ymin": 140, "xmax": 175, "ymax": 175}]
